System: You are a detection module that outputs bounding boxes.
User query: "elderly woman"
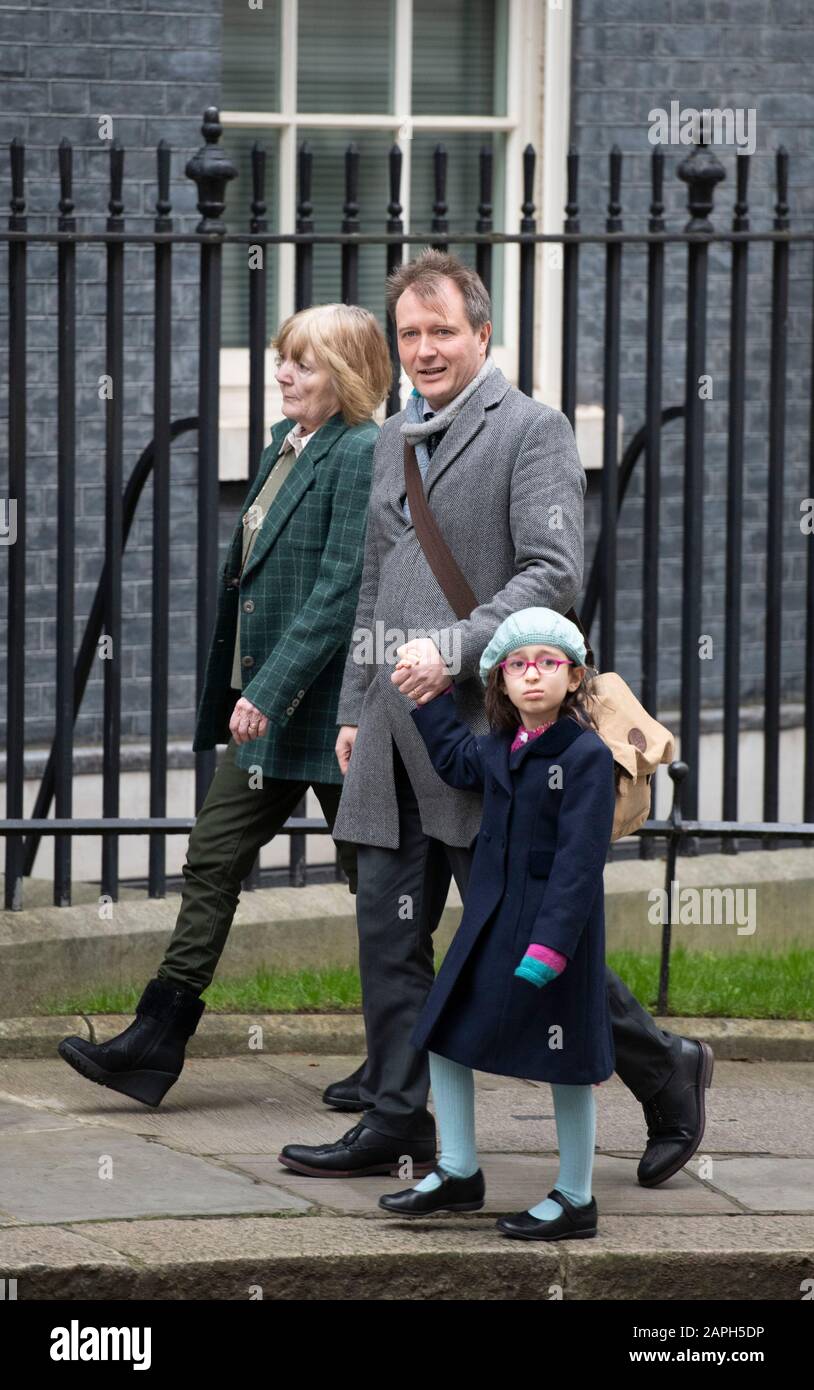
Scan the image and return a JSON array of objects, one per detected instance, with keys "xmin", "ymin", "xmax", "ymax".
[{"xmin": 58, "ymin": 303, "xmax": 391, "ymax": 1106}]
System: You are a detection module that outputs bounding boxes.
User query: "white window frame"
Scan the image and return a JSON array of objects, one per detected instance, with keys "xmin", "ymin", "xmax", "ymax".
[{"xmin": 218, "ymin": 0, "xmax": 573, "ymax": 478}]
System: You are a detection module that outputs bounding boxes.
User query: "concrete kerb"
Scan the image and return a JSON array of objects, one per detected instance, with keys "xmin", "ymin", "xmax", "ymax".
[
  {"xmin": 1, "ymin": 1216, "xmax": 812, "ymax": 1300},
  {"xmin": 1, "ymin": 1012, "xmax": 813, "ymax": 1061}
]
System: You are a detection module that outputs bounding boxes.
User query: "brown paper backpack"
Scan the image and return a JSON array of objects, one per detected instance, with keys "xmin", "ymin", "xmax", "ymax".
[{"xmin": 582, "ymin": 671, "xmax": 675, "ymax": 840}]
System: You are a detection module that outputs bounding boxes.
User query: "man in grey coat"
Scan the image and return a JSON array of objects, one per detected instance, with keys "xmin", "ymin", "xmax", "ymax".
[{"xmin": 278, "ymin": 251, "xmax": 712, "ymax": 1184}]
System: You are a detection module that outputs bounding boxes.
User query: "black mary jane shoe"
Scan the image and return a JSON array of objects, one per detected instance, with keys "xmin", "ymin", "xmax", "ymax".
[
  {"xmin": 496, "ymin": 1188, "xmax": 598, "ymax": 1241},
  {"xmin": 378, "ymin": 1166, "xmax": 485, "ymax": 1216}
]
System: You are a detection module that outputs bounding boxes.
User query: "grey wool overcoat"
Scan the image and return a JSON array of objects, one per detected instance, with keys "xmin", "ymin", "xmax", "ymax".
[
  {"xmin": 331, "ymin": 365, "xmax": 588, "ymax": 849},
  {"xmin": 192, "ymin": 412, "xmax": 378, "ymax": 784},
  {"xmin": 407, "ymin": 691, "xmax": 617, "ymax": 1085}
]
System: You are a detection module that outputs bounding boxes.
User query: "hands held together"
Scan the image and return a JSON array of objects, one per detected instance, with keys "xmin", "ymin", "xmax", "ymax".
[{"xmin": 391, "ymin": 637, "xmax": 454, "ymax": 703}]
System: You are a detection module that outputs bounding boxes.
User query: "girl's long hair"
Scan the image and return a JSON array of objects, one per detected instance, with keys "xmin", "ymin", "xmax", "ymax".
[{"xmin": 483, "ymin": 659, "xmax": 602, "ymax": 736}]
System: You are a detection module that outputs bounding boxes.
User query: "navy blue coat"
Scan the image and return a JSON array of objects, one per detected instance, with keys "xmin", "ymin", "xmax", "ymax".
[{"xmin": 407, "ymin": 692, "xmax": 616, "ymax": 1085}]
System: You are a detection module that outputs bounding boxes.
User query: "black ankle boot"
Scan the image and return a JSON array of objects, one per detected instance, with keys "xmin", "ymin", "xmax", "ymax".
[{"xmin": 57, "ymin": 977, "xmax": 205, "ymax": 1107}]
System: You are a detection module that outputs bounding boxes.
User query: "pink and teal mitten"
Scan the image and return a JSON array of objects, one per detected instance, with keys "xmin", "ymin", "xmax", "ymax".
[{"xmin": 514, "ymin": 943, "xmax": 568, "ymax": 988}]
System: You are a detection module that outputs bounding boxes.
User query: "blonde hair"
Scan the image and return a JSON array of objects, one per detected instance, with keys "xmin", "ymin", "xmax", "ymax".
[{"xmin": 272, "ymin": 303, "xmax": 392, "ymax": 425}]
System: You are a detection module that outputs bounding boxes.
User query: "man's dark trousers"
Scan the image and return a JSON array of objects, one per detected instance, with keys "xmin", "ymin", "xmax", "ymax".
[
  {"xmin": 158, "ymin": 728, "xmax": 358, "ymax": 995},
  {"xmin": 355, "ymin": 739, "xmax": 684, "ymax": 1142}
]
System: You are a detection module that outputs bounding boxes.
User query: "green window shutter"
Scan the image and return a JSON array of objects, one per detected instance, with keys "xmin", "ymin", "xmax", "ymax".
[
  {"xmin": 222, "ymin": 0, "xmax": 281, "ymax": 112},
  {"xmin": 298, "ymin": 0, "xmax": 394, "ymax": 113},
  {"xmin": 221, "ymin": 0, "xmax": 508, "ymax": 346},
  {"xmin": 412, "ymin": 0, "xmax": 507, "ymax": 116}
]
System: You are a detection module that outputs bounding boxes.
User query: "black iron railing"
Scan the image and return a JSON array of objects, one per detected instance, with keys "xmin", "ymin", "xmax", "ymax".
[{"xmin": 2, "ymin": 109, "xmax": 813, "ymax": 974}]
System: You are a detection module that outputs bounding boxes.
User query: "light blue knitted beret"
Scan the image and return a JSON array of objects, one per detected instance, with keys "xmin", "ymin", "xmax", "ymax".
[{"xmin": 478, "ymin": 607, "xmax": 587, "ymax": 687}]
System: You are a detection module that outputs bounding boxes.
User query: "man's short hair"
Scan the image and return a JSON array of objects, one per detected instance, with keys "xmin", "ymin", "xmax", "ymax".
[{"xmin": 385, "ymin": 248, "xmax": 491, "ymax": 331}]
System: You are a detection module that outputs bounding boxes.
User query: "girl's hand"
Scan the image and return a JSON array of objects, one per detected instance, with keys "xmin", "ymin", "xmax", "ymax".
[{"xmin": 514, "ymin": 944, "xmax": 568, "ymax": 989}]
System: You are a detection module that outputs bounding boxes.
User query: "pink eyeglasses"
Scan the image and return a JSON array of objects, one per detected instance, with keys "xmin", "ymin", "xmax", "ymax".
[{"xmin": 499, "ymin": 656, "xmax": 575, "ymax": 677}]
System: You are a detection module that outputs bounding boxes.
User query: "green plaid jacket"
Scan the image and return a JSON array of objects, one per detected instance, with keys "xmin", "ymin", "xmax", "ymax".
[{"xmin": 192, "ymin": 412, "xmax": 378, "ymax": 784}]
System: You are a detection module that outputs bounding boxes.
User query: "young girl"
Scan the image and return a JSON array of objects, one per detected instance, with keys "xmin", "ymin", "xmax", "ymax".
[{"xmin": 378, "ymin": 607, "xmax": 616, "ymax": 1241}]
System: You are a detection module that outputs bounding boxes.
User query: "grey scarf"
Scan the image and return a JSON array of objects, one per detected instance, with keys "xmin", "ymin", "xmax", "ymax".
[
  {"xmin": 401, "ymin": 353, "xmax": 496, "ymax": 448},
  {"xmin": 399, "ymin": 356, "xmax": 496, "ymax": 514}
]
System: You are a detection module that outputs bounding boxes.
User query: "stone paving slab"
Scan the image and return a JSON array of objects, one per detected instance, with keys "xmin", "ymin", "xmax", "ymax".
[
  {"xmin": 230, "ymin": 1151, "xmax": 739, "ymax": 1217},
  {"xmin": 0, "ymin": 1052, "xmax": 812, "ymax": 1299},
  {"xmin": 0, "ymin": 1097, "xmax": 82, "ymax": 1138},
  {"xmin": 4, "ymin": 1056, "xmax": 813, "ymax": 1159},
  {"xmin": 700, "ymin": 1156, "xmax": 814, "ymax": 1213},
  {"xmin": 0, "ymin": 1107, "xmax": 311, "ymax": 1224}
]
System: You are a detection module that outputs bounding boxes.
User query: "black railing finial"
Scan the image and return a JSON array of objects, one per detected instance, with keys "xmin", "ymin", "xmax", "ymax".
[
  {"xmin": 477, "ymin": 144, "xmax": 493, "ymax": 227},
  {"xmin": 57, "ymin": 136, "xmax": 75, "ymax": 230},
  {"xmin": 295, "ymin": 142, "xmax": 313, "ymax": 310},
  {"xmin": 296, "ymin": 141, "xmax": 313, "ymax": 224},
  {"xmin": 107, "ymin": 139, "xmax": 124, "ymax": 228},
  {"xmin": 677, "ymin": 135, "xmax": 725, "ymax": 233},
  {"xmin": 343, "ymin": 142, "xmax": 360, "ymax": 226},
  {"xmin": 521, "ymin": 143, "xmax": 536, "ymax": 229},
  {"xmin": 564, "ymin": 146, "xmax": 579, "ymax": 231},
  {"xmin": 476, "ymin": 144, "xmax": 494, "ymax": 293},
  {"xmin": 607, "ymin": 145, "xmax": 622, "ymax": 231},
  {"xmin": 341, "ymin": 142, "xmax": 360, "ymax": 304},
  {"xmin": 184, "ymin": 106, "xmax": 237, "ymax": 234},
  {"xmin": 733, "ymin": 151, "xmax": 750, "ymax": 232},
  {"xmin": 432, "ymin": 143, "xmax": 448, "ymax": 246},
  {"xmin": 774, "ymin": 146, "xmax": 790, "ymax": 230},
  {"xmin": 649, "ymin": 147, "xmax": 664, "ymax": 232},
  {"xmin": 9, "ymin": 135, "xmax": 26, "ymax": 227},
  {"xmin": 155, "ymin": 139, "xmax": 172, "ymax": 230},
  {"xmin": 250, "ymin": 143, "xmax": 268, "ymax": 231},
  {"xmin": 387, "ymin": 143, "xmax": 403, "ymax": 226}
]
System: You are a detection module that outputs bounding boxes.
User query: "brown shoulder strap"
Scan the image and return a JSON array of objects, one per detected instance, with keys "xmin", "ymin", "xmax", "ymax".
[
  {"xmin": 404, "ymin": 441, "xmax": 478, "ymax": 620},
  {"xmin": 403, "ymin": 440, "xmax": 594, "ymax": 667}
]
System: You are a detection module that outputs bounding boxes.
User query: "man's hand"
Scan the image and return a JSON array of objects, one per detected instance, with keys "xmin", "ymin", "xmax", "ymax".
[
  {"xmin": 229, "ymin": 696, "xmax": 270, "ymax": 744},
  {"xmin": 391, "ymin": 638, "xmax": 453, "ymax": 704},
  {"xmin": 335, "ymin": 725, "xmax": 358, "ymax": 775}
]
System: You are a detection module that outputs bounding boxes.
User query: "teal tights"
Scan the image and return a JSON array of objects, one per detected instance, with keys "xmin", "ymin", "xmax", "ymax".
[{"xmin": 414, "ymin": 1051, "xmax": 595, "ymax": 1220}]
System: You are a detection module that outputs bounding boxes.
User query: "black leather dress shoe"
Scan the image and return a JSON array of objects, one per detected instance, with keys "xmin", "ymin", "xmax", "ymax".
[
  {"xmin": 496, "ymin": 1189, "xmax": 597, "ymax": 1241},
  {"xmin": 321, "ymin": 1061, "xmax": 372, "ymax": 1112},
  {"xmin": 277, "ymin": 1121, "xmax": 436, "ymax": 1178},
  {"xmin": 379, "ymin": 1166, "xmax": 485, "ymax": 1216},
  {"xmin": 637, "ymin": 1037, "xmax": 714, "ymax": 1187}
]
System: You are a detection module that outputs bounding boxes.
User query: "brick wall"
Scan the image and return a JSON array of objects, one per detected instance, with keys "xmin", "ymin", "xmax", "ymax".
[
  {"xmin": 1, "ymin": 0, "xmax": 811, "ymax": 759},
  {"xmin": 571, "ymin": 0, "xmax": 813, "ymax": 710},
  {"xmin": 0, "ymin": 0, "xmax": 223, "ymax": 745}
]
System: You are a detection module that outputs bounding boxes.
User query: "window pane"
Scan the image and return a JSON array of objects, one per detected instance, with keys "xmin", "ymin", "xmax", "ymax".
[
  {"xmin": 221, "ymin": 130, "xmax": 279, "ymax": 349},
  {"xmin": 410, "ymin": 131, "xmax": 505, "ymax": 341},
  {"xmin": 412, "ymin": 0, "xmax": 508, "ymax": 116},
  {"xmin": 222, "ymin": 0, "xmax": 281, "ymax": 112},
  {"xmin": 298, "ymin": 0, "xmax": 394, "ymax": 113},
  {"xmin": 297, "ymin": 129, "xmax": 392, "ymax": 326}
]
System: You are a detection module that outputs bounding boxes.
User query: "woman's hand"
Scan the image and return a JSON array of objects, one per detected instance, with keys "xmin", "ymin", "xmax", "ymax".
[{"xmin": 229, "ymin": 697, "xmax": 270, "ymax": 744}]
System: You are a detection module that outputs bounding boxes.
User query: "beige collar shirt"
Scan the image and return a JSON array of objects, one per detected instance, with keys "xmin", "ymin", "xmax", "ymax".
[{"xmin": 230, "ymin": 422, "xmax": 316, "ymax": 691}]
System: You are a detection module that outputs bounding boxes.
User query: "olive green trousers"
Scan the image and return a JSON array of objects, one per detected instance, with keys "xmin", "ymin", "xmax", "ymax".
[{"xmin": 157, "ymin": 736, "xmax": 357, "ymax": 995}]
